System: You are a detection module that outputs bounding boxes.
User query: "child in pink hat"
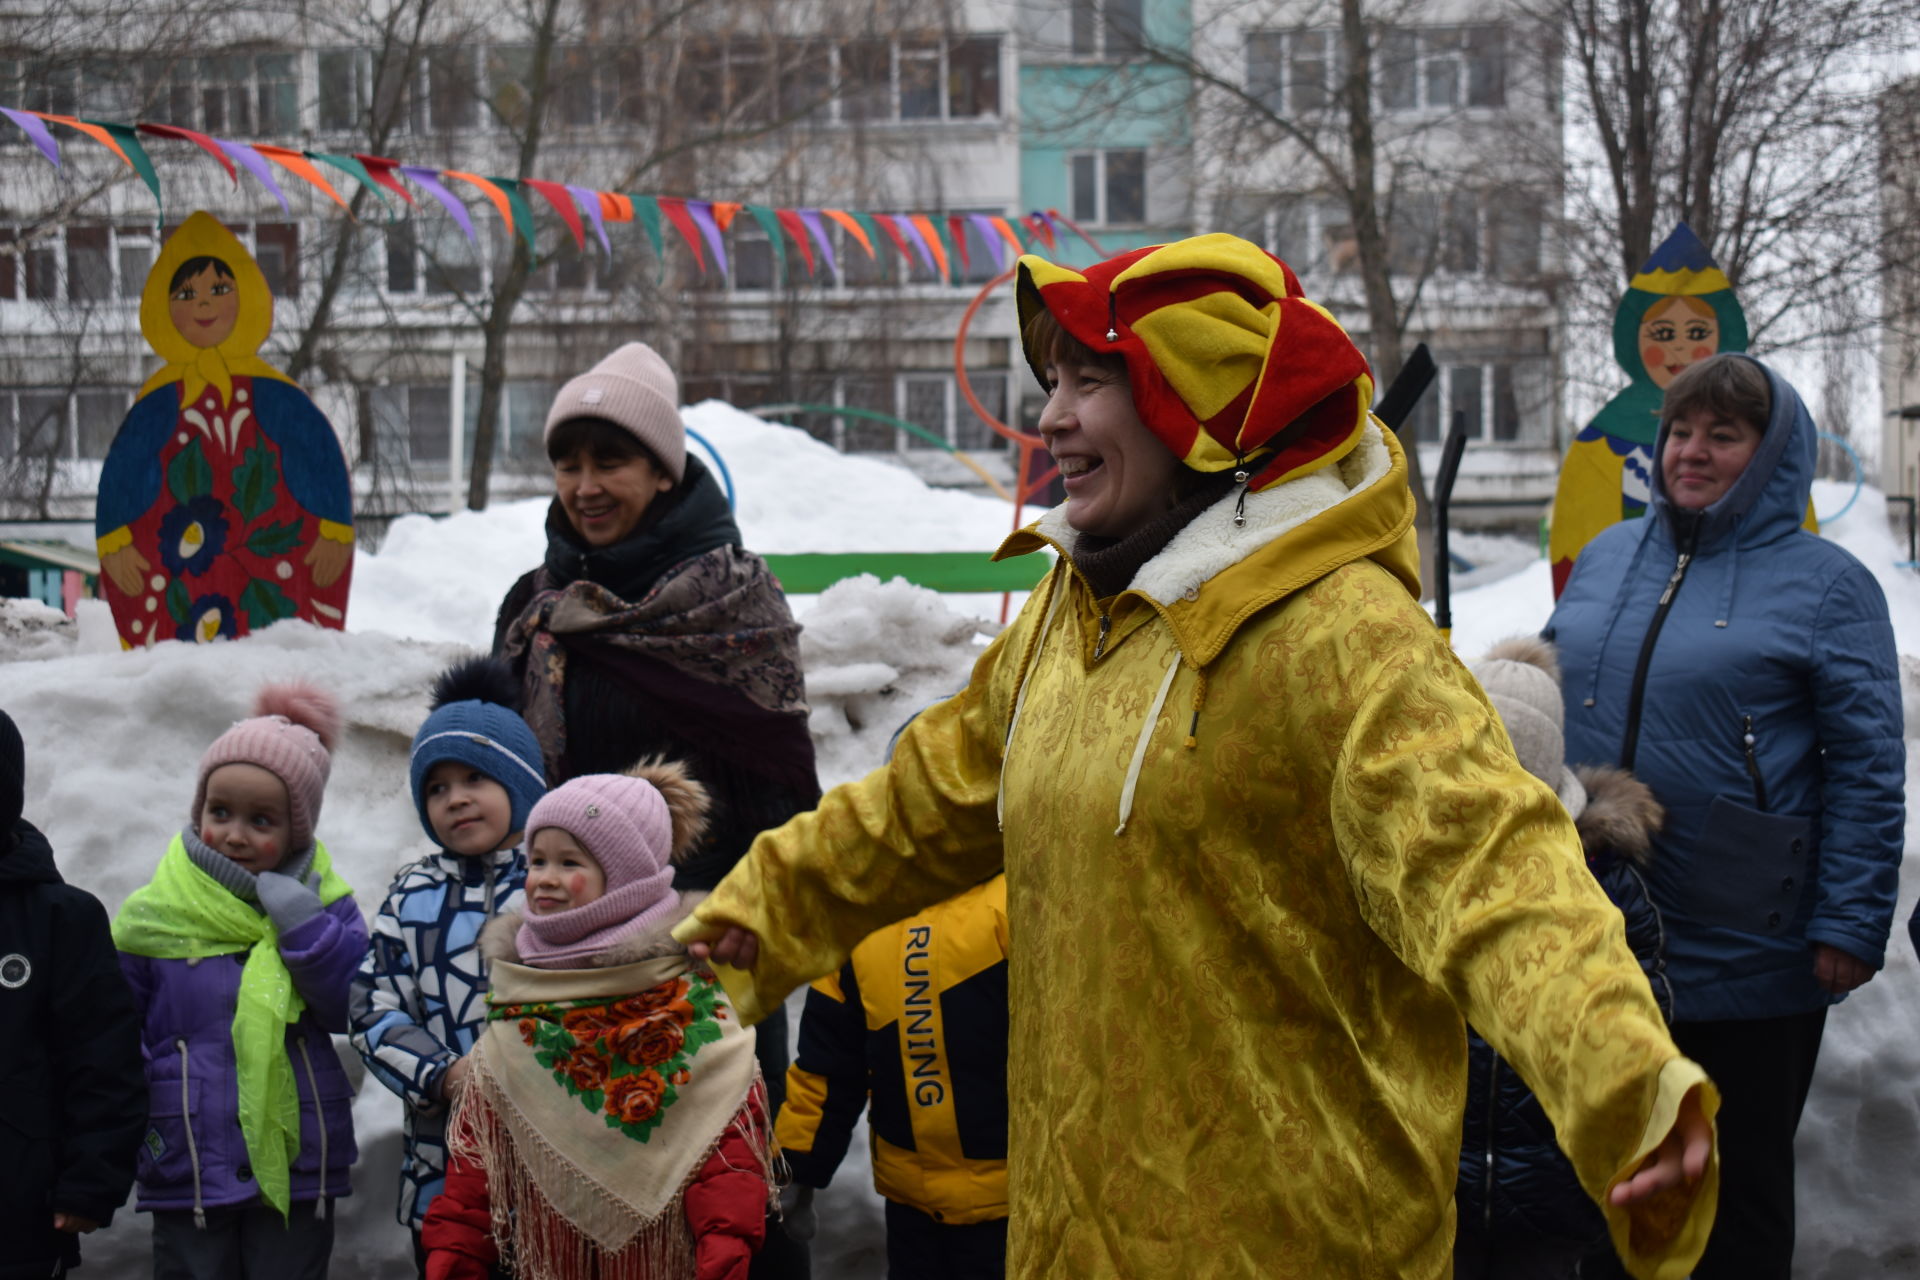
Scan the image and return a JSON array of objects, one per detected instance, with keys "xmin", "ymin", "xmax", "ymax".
[{"xmin": 423, "ymin": 760, "xmax": 776, "ymax": 1280}]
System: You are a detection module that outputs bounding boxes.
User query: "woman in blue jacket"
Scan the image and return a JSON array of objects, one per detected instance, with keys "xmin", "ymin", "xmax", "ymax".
[{"xmin": 1547, "ymin": 353, "xmax": 1904, "ymax": 1280}]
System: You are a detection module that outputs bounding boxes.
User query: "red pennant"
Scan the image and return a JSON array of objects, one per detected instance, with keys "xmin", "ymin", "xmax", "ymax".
[
  {"xmin": 137, "ymin": 122, "xmax": 237, "ymax": 184},
  {"xmin": 658, "ymin": 197, "xmax": 705, "ymax": 270},
  {"xmin": 875, "ymin": 214, "xmax": 915, "ymax": 264},
  {"xmin": 1024, "ymin": 212, "xmax": 1057, "ymax": 250},
  {"xmin": 354, "ymin": 154, "xmax": 415, "ymax": 205},
  {"xmin": 522, "ymin": 178, "xmax": 586, "ymax": 253},
  {"xmin": 947, "ymin": 214, "xmax": 970, "ymax": 273},
  {"xmin": 773, "ymin": 208, "xmax": 815, "ymax": 274}
]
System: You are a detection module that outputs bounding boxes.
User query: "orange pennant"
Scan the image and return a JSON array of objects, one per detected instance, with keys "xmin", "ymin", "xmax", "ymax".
[
  {"xmin": 822, "ymin": 208, "xmax": 874, "ymax": 257},
  {"xmin": 444, "ymin": 171, "xmax": 515, "ymax": 239},
  {"xmin": 712, "ymin": 201, "xmax": 742, "ymax": 232},
  {"xmin": 909, "ymin": 214, "xmax": 950, "ymax": 281},
  {"xmin": 600, "ymin": 192, "xmax": 634, "ymax": 223},
  {"xmin": 252, "ymin": 144, "xmax": 353, "ymax": 214},
  {"xmin": 38, "ymin": 113, "xmax": 134, "ymax": 169}
]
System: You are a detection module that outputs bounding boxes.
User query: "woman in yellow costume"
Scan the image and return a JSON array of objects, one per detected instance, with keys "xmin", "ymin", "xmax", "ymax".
[
  {"xmin": 674, "ymin": 233, "xmax": 1721, "ymax": 1279},
  {"xmin": 1547, "ymin": 223, "xmax": 1751, "ymax": 598},
  {"xmin": 95, "ymin": 212, "xmax": 354, "ymax": 646}
]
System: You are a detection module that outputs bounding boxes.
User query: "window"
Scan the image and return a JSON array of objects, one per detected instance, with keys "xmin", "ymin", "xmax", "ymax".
[
  {"xmin": 1072, "ymin": 0, "xmax": 1145, "ymax": 59},
  {"xmin": 385, "ymin": 217, "xmax": 483, "ymax": 296},
  {"xmin": 66, "ymin": 227, "xmax": 112, "ymax": 302},
  {"xmin": 947, "ymin": 38, "xmax": 1001, "ymax": 118},
  {"xmin": 117, "ymin": 228, "xmax": 155, "ymax": 300},
  {"xmin": 10, "ymin": 391, "xmax": 70, "ymax": 461},
  {"xmin": 1486, "ymin": 192, "xmax": 1542, "ymax": 279},
  {"xmin": 0, "ymin": 223, "xmax": 242, "ymax": 303},
  {"xmin": 408, "ymin": 385, "xmax": 451, "ymax": 464},
  {"xmin": 899, "ymin": 41, "xmax": 941, "ymax": 120},
  {"xmin": 253, "ymin": 223, "xmax": 300, "ymax": 298},
  {"xmin": 841, "ymin": 38, "xmax": 892, "ymax": 123},
  {"xmin": 135, "ymin": 53, "xmax": 298, "ymax": 134},
  {"xmin": 1070, "ymin": 150, "xmax": 1146, "ymax": 226},
  {"xmin": 832, "ymin": 36, "xmax": 1002, "ymax": 123},
  {"xmin": 840, "ymin": 376, "xmax": 896, "ymax": 452},
  {"xmin": 1374, "ymin": 26, "xmax": 1507, "ymax": 113},
  {"xmin": 418, "ymin": 47, "xmax": 480, "ymax": 132},
  {"xmin": 1387, "ymin": 192, "xmax": 1440, "ymax": 277},
  {"xmin": 1409, "ymin": 359, "xmax": 1551, "ymax": 444},
  {"xmin": 76, "ymin": 390, "xmax": 128, "ymax": 458},
  {"xmin": 318, "ymin": 49, "xmax": 375, "ymax": 131},
  {"xmin": 1244, "ymin": 29, "xmax": 1346, "ymax": 117}
]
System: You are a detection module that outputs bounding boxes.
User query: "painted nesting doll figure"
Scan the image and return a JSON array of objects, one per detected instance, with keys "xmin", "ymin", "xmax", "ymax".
[
  {"xmin": 1546, "ymin": 223, "xmax": 1751, "ymax": 598},
  {"xmin": 95, "ymin": 212, "xmax": 354, "ymax": 646}
]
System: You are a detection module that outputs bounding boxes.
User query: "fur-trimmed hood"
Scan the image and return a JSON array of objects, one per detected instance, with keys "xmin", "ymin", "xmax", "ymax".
[
  {"xmin": 481, "ymin": 891, "xmax": 708, "ymax": 969},
  {"xmin": 1572, "ymin": 765, "xmax": 1663, "ymax": 866}
]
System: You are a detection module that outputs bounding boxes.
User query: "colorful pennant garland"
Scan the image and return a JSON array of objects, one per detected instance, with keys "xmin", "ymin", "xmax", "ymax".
[{"xmin": 0, "ymin": 102, "xmax": 1061, "ymax": 284}]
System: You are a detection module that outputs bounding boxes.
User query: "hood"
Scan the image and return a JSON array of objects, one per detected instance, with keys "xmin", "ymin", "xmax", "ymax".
[
  {"xmin": 480, "ymin": 891, "xmax": 707, "ymax": 969},
  {"xmin": 1572, "ymin": 766, "xmax": 1663, "ymax": 867},
  {"xmin": 1648, "ymin": 355, "xmax": 1814, "ymax": 550},
  {"xmin": 542, "ymin": 453, "xmax": 741, "ymax": 597},
  {"xmin": 1609, "ymin": 223, "xmax": 1750, "ymax": 384},
  {"xmin": 998, "ymin": 419, "xmax": 1418, "ymax": 667},
  {"xmin": 0, "ymin": 819, "xmax": 62, "ymax": 885}
]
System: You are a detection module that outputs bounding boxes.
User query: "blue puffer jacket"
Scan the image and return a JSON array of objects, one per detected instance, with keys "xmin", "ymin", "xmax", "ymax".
[
  {"xmin": 1548, "ymin": 356, "xmax": 1904, "ymax": 1023},
  {"xmin": 1457, "ymin": 766, "xmax": 1670, "ymax": 1246}
]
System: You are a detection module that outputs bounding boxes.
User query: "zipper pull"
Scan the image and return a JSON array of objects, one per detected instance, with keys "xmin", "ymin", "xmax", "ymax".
[
  {"xmin": 1658, "ymin": 551, "xmax": 1691, "ymax": 606},
  {"xmin": 1093, "ymin": 613, "xmax": 1112, "ymax": 660}
]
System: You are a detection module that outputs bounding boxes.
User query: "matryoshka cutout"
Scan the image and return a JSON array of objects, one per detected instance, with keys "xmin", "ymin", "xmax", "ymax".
[
  {"xmin": 1546, "ymin": 223, "xmax": 1754, "ymax": 598},
  {"xmin": 95, "ymin": 212, "xmax": 354, "ymax": 646}
]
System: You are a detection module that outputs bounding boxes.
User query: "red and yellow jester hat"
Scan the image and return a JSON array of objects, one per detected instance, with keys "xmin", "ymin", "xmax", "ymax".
[{"xmin": 1016, "ymin": 232, "xmax": 1374, "ymax": 492}]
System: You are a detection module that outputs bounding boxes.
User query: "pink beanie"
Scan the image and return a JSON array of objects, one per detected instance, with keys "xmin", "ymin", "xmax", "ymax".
[
  {"xmin": 543, "ymin": 342, "xmax": 686, "ymax": 482},
  {"xmin": 192, "ymin": 683, "xmax": 342, "ymax": 854},
  {"xmin": 516, "ymin": 760, "xmax": 710, "ymax": 968}
]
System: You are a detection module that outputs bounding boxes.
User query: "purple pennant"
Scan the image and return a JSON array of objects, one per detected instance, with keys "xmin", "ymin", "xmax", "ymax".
[
  {"xmin": 399, "ymin": 166, "xmax": 476, "ymax": 243},
  {"xmin": 2, "ymin": 107, "xmax": 61, "ymax": 168},
  {"xmin": 893, "ymin": 215, "xmax": 937, "ymax": 276},
  {"xmin": 688, "ymin": 201, "xmax": 728, "ymax": 276},
  {"xmin": 216, "ymin": 139, "xmax": 292, "ymax": 215},
  {"xmin": 568, "ymin": 183, "xmax": 613, "ymax": 258},
  {"xmin": 800, "ymin": 210, "xmax": 838, "ymax": 279},
  {"xmin": 969, "ymin": 213, "xmax": 1007, "ymax": 273}
]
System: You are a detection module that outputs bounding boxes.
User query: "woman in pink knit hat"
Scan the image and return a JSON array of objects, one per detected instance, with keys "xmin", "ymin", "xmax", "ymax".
[{"xmin": 421, "ymin": 760, "xmax": 776, "ymax": 1280}]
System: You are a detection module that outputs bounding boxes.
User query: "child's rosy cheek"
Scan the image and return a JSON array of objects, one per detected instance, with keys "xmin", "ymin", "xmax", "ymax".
[{"xmin": 568, "ymin": 873, "xmax": 585, "ymax": 897}]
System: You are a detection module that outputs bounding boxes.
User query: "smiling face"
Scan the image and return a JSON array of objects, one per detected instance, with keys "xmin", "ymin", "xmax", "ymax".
[
  {"xmin": 200, "ymin": 762, "xmax": 292, "ymax": 874},
  {"xmin": 1038, "ymin": 356, "xmax": 1185, "ymax": 541},
  {"xmin": 552, "ymin": 442, "xmax": 673, "ymax": 548},
  {"xmin": 1662, "ymin": 407, "xmax": 1765, "ymax": 510},
  {"xmin": 168, "ymin": 263, "xmax": 240, "ymax": 350},
  {"xmin": 1639, "ymin": 296, "xmax": 1720, "ymax": 390},
  {"xmin": 423, "ymin": 760, "xmax": 518, "ymax": 856},
  {"xmin": 527, "ymin": 828, "xmax": 607, "ymax": 915}
]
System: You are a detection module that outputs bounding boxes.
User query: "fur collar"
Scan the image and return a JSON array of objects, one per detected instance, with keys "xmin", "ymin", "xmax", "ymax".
[
  {"xmin": 1034, "ymin": 422, "xmax": 1396, "ymax": 605},
  {"xmin": 480, "ymin": 890, "xmax": 708, "ymax": 968},
  {"xmin": 1573, "ymin": 766, "xmax": 1663, "ymax": 866}
]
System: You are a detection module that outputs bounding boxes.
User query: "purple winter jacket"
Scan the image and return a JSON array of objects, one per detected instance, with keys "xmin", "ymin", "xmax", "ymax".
[{"xmin": 119, "ymin": 895, "xmax": 365, "ymax": 1213}]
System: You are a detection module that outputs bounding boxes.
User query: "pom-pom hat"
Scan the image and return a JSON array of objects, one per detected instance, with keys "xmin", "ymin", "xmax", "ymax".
[
  {"xmin": 543, "ymin": 342, "xmax": 686, "ymax": 482},
  {"xmin": 1016, "ymin": 232, "xmax": 1376, "ymax": 494},
  {"xmin": 408, "ymin": 657, "xmax": 548, "ymax": 845},
  {"xmin": 1470, "ymin": 636, "xmax": 1586, "ymax": 821},
  {"xmin": 193, "ymin": 683, "xmax": 342, "ymax": 854},
  {"xmin": 515, "ymin": 760, "xmax": 709, "ymax": 968}
]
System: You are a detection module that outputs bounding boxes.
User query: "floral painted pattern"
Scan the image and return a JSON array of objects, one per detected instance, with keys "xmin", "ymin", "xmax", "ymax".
[{"xmin": 492, "ymin": 973, "xmax": 728, "ymax": 1143}]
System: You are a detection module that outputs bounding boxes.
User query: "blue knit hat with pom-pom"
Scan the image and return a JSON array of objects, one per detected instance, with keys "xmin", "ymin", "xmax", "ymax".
[{"xmin": 409, "ymin": 658, "xmax": 548, "ymax": 846}]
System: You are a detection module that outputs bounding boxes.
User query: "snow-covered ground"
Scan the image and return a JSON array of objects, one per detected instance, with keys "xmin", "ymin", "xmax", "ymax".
[{"xmin": 2, "ymin": 402, "xmax": 1915, "ymax": 1276}]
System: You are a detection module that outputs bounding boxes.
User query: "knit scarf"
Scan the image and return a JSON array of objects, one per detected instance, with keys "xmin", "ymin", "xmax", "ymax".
[
  {"xmin": 448, "ymin": 955, "xmax": 771, "ymax": 1280},
  {"xmin": 498, "ymin": 542, "xmax": 814, "ymax": 790},
  {"xmin": 111, "ymin": 834, "xmax": 353, "ymax": 1219}
]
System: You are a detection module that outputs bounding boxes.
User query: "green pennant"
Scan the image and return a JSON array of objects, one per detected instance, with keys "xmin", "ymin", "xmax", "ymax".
[
  {"xmin": 92, "ymin": 120, "xmax": 163, "ymax": 223},
  {"xmin": 491, "ymin": 177, "xmax": 541, "ymax": 256},
  {"xmin": 631, "ymin": 196, "xmax": 665, "ymax": 278},
  {"xmin": 309, "ymin": 152, "xmax": 395, "ymax": 217},
  {"xmin": 851, "ymin": 211, "xmax": 891, "ymax": 282},
  {"xmin": 745, "ymin": 204, "xmax": 789, "ymax": 285}
]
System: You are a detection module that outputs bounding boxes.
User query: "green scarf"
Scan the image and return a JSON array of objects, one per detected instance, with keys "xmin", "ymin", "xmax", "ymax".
[{"xmin": 112, "ymin": 834, "xmax": 353, "ymax": 1218}]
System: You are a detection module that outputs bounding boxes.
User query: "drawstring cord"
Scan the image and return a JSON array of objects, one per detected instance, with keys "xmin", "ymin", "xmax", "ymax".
[
  {"xmin": 1232, "ymin": 454, "xmax": 1251, "ymax": 527},
  {"xmin": 1116, "ymin": 652, "xmax": 1183, "ymax": 835},
  {"xmin": 1106, "ymin": 293, "xmax": 1120, "ymax": 342},
  {"xmin": 1185, "ymin": 667, "xmax": 1211, "ymax": 749}
]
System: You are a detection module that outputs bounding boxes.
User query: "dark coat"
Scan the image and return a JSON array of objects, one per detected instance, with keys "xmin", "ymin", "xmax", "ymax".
[
  {"xmin": 0, "ymin": 819, "xmax": 147, "ymax": 1279},
  {"xmin": 1456, "ymin": 767, "xmax": 1671, "ymax": 1248},
  {"xmin": 1549, "ymin": 357, "xmax": 1904, "ymax": 1022},
  {"xmin": 492, "ymin": 456, "xmax": 821, "ymax": 892}
]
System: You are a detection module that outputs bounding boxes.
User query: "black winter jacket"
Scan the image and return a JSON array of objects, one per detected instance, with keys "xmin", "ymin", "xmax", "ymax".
[
  {"xmin": 491, "ymin": 455, "xmax": 821, "ymax": 892},
  {"xmin": 0, "ymin": 820, "xmax": 147, "ymax": 1278},
  {"xmin": 1456, "ymin": 766, "xmax": 1671, "ymax": 1248}
]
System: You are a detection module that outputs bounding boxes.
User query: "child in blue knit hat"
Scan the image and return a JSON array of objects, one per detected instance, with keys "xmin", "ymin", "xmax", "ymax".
[{"xmin": 348, "ymin": 657, "xmax": 548, "ymax": 1271}]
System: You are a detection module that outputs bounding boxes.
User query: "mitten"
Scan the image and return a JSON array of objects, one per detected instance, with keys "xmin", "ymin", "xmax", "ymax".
[{"xmin": 256, "ymin": 870, "xmax": 324, "ymax": 933}]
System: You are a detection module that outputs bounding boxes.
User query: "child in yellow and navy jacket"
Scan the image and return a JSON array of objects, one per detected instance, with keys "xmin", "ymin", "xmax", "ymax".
[{"xmin": 776, "ymin": 873, "xmax": 1008, "ymax": 1279}]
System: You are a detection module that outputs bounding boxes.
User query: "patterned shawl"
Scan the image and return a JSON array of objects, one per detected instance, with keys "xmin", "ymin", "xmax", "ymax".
[
  {"xmin": 449, "ymin": 952, "xmax": 769, "ymax": 1280},
  {"xmin": 499, "ymin": 542, "xmax": 816, "ymax": 790}
]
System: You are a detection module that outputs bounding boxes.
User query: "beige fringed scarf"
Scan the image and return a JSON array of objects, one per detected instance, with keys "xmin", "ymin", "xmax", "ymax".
[{"xmin": 448, "ymin": 911, "xmax": 772, "ymax": 1280}]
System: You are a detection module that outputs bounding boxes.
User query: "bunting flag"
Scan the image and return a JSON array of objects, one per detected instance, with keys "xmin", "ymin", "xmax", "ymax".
[
  {"xmin": 217, "ymin": 138, "xmax": 293, "ymax": 214},
  {"xmin": 688, "ymin": 200, "xmax": 728, "ymax": 275},
  {"xmin": 1, "ymin": 106, "xmax": 60, "ymax": 167},
  {"xmin": 524, "ymin": 177, "xmax": 586, "ymax": 253},
  {"xmin": 400, "ymin": 165, "xmax": 476, "ymax": 242},
  {"xmin": 745, "ymin": 205, "xmax": 787, "ymax": 283},
  {"xmin": 0, "ymin": 99, "xmax": 1068, "ymax": 288}
]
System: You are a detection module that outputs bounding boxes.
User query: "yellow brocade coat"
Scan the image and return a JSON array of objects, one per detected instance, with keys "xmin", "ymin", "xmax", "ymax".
[{"xmin": 682, "ymin": 424, "xmax": 1716, "ymax": 1279}]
